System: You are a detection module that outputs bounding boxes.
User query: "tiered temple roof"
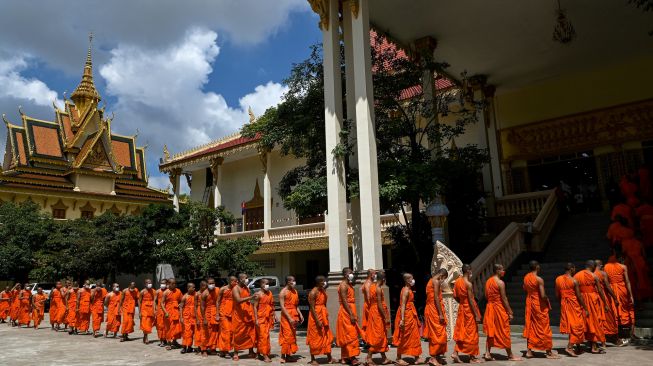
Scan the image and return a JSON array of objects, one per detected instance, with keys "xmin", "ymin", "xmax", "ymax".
[{"xmin": 0, "ymin": 36, "xmax": 168, "ymax": 203}]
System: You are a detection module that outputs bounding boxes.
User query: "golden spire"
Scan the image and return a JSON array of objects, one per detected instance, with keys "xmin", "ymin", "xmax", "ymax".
[{"xmin": 71, "ymin": 33, "xmax": 101, "ymax": 108}]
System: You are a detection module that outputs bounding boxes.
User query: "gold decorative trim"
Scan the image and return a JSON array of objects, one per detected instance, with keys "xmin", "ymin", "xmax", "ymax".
[
  {"xmin": 244, "ymin": 179, "xmax": 263, "ymax": 209},
  {"xmin": 308, "ymin": 0, "xmax": 329, "ymax": 30},
  {"xmin": 348, "ymin": 0, "xmax": 359, "ymax": 19}
]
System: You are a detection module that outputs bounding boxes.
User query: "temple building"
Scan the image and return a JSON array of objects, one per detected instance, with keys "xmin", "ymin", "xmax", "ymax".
[{"xmin": 0, "ymin": 38, "xmax": 169, "ymax": 219}]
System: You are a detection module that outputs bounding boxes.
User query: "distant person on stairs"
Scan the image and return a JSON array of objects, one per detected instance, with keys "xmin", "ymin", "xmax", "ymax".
[
  {"xmin": 523, "ymin": 261, "xmax": 559, "ymax": 359},
  {"xmin": 555, "ymin": 263, "xmax": 587, "ymax": 357},
  {"xmin": 621, "ymin": 236, "xmax": 653, "ymax": 301},
  {"xmin": 604, "ymin": 255, "xmax": 636, "ymax": 342},
  {"xmin": 607, "ymin": 215, "xmax": 634, "ymax": 248}
]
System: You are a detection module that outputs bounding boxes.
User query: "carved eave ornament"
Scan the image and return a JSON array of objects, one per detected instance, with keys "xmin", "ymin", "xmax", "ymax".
[{"xmin": 308, "ymin": 0, "xmax": 330, "ymax": 30}]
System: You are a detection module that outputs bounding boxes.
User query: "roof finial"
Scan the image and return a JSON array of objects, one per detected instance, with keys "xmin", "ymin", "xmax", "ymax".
[
  {"xmin": 71, "ymin": 32, "xmax": 101, "ymax": 106},
  {"xmin": 86, "ymin": 32, "xmax": 94, "ymax": 67},
  {"xmin": 248, "ymin": 106, "xmax": 256, "ymax": 123}
]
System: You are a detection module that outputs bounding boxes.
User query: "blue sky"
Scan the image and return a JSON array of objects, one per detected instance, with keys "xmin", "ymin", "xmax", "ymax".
[{"xmin": 0, "ymin": 0, "xmax": 321, "ymax": 190}]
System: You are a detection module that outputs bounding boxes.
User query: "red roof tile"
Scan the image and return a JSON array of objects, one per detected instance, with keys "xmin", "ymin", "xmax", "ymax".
[
  {"xmin": 32, "ymin": 125, "xmax": 63, "ymax": 157},
  {"xmin": 111, "ymin": 140, "xmax": 132, "ymax": 168},
  {"xmin": 15, "ymin": 131, "xmax": 27, "ymax": 165}
]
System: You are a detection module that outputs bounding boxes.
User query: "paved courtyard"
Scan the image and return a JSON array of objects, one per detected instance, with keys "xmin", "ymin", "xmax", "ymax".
[{"xmin": 1, "ymin": 315, "xmax": 650, "ymax": 366}]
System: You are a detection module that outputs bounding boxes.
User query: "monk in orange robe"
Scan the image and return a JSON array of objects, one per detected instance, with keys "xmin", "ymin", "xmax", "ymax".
[
  {"xmin": 163, "ymin": 279, "xmax": 183, "ymax": 349},
  {"xmin": 18, "ymin": 284, "xmax": 32, "ymax": 327},
  {"xmin": 606, "ymin": 216, "xmax": 634, "ymax": 247},
  {"xmin": 307, "ymin": 276, "xmax": 336, "ymax": 365},
  {"xmin": 195, "ymin": 280, "xmax": 207, "ymax": 352},
  {"xmin": 75, "ymin": 281, "xmax": 92, "ymax": 334},
  {"xmin": 574, "ymin": 260, "xmax": 608, "ymax": 353},
  {"xmin": 0, "ymin": 286, "xmax": 11, "ymax": 323},
  {"xmin": 523, "ymin": 261, "xmax": 558, "ymax": 358},
  {"xmin": 254, "ymin": 278, "xmax": 276, "ymax": 362},
  {"xmin": 155, "ymin": 279, "xmax": 168, "ymax": 347},
  {"xmin": 31, "ymin": 287, "xmax": 47, "ymax": 329},
  {"xmin": 393, "ymin": 273, "xmax": 424, "ymax": 366},
  {"xmin": 452, "ymin": 264, "xmax": 482, "ymax": 363},
  {"xmin": 423, "ymin": 269, "xmax": 448, "ymax": 366},
  {"xmin": 232, "ymin": 273, "xmax": 256, "ymax": 360},
  {"xmin": 61, "ymin": 281, "xmax": 70, "ymax": 330},
  {"xmin": 611, "ymin": 203, "xmax": 634, "ymax": 229},
  {"xmin": 48, "ymin": 282, "xmax": 65, "ymax": 330},
  {"xmin": 139, "ymin": 279, "xmax": 156, "ymax": 344},
  {"xmin": 280, "ymin": 275, "xmax": 303, "ymax": 363},
  {"xmin": 90, "ymin": 282, "xmax": 106, "ymax": 337},
  {"xmin": 605, "ymin": 255, "xmax": 636, "ymax": 341},
  {"xmin": 556, "ymin": 263, "xmax": 587, "ymax": 356},
  {"xmin": 119, "ymin": 282, "xmax": 138, "ymax": 342},
  {"xmin": 361, "ymin": 269, "xmax": 377, "ymax": 337},
  {"xmin": 201, "ymin": 278, "xmax": 220, "ymax": 356},
  {"xmin": 482, "ymin": 264, "xmax": 521, "ymax": 361},
  {"xmin": 337, "ymin": 267, "xmax": 362, "ymax": 365},
  {"xmin": 65, "ymin": 282, "xmax": 79, "ymax": 334},
  {"xmin": 620, "ymin": 175, "xmax": 640, "ymax": 208},
  {"xmin": 595, "ymin": 260, "xmax": 621, "ymax": 345},
  {"xmin": 366, "ymin": 272, "xmax": 391, "ymax": 365},
  {"xmin": 180, "ymin": 283, "xmax": 197, "ymax": 353},
  {"xmin": 104, "ymin": 284, "xmax": 122, "ymax": 337},
  {"xmin": 622, "ymin": 237, "xmax": 653, "ymax": 300},
  {"xmin": 217, "ymin": 276, "xmax": 236, "ymax": 356},
  {"xmin": 636, "ymin": 203, "xmax": 653, "ymax": 247},
  {"xmin": 9, "ymin": 284, "xmax": 20, "ymax": 327}
]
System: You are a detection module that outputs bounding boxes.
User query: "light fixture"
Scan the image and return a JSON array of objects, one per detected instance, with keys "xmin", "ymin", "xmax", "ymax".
[{"xmin": 552, "ymin": 0, "xmax": 576, "ymax": 44}]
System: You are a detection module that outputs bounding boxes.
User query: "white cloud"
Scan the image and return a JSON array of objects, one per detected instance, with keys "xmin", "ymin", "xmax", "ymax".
[{"xmin": 0, "ymin": 55, "xmax": 62, "ymax": 108}]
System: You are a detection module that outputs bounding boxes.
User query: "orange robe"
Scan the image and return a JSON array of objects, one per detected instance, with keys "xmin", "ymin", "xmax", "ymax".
[
  {"xmin": 49, "ymin": 289, "xmax": 65, "ymax": 325},
  {"xmin": 76, "ymin": 288, "xmax": 92, "ymax": 332},
  {"xmin": 9, "ymin": 290, "xmax": 20, "ymax": 321},
  {"xmin": 217, "ymin": 287, "xmax": 234, "ymax": 352},
  {"xmin": 523, "ymin": 273, "xmax": 552, "ymax": 350},
  {"xmin": 361, "ymin": 282, "xmax": 373, "ymax": 333},
  {"xmin": 121, "ymin": 288, "xmax": 138, "ymax": 335},
  {"xmin": 232, "ymin": 286, "xmax": 255, "ymax": 351},
  {"xmin": 181, "ymin": 294, "xmax": 196, "ymax": 347},
  {"xmin": 91, "ymin": 288, "xmax": 107, "ymax": 332},
  {"xmin": 392, "ymin": 287, "xmax": 421, "ymax": 357},
  {"xmin": 595, "ymin": 269, "xmax": 618, "ymax": 336},
  {"xmin": 574, "ymin": 270, "xmax": 605, "ymax": 343},
  {"xmin": 622, "ymin": 237, "xmax": 653, "ymax": 300},
  {"xmin": 611, "ymin": 203, "xmax": 634, "ymax": 228},
  {"xmin": 194, "ymin": 293, "xmax": 204, "ymax": 348},
  {"xmin": 140, "ymin": 288, "xmax": 155, "ymax": 335},
  {"xmin": 606, "ymin": 222, "xmax": 634, "ymax": 247},
  {"xmin": 620, "ymin": 177, "xmax": 640, "ymax": 208},
  {"xmin": 453, "ymin": 277, "xmax": 479, "ymax": 356},
  {"xmin": 202, "ymin": 288, "xmax": 219, "ymax": 351},
  {"xmin": 306, "ymin": 288, "xmax": 333, "ymax": 355},
  {"xmin": 483, "ymin": 277, "xmax": 511, "ymax": 349},
  {"xmin": 66, "ymin": 289, "xmax": 78, "ymax": 328},
  {"xmin": 555, "ymin": 275, "xmax": 585, "ymax": 344},
  {"xmin": 164, "ymin": 288, "xmax": 183, "ymax": 341},
  {"xmin": 106, "ymin": 293, "xmax": 121, "ymax": 333},
  {"xmin": 636, "ymin": 204, "xmax": 653, "ymax": 248},
  {"xmin": 336, "ymin": 284, "xmax": 361, "ymax": 359},
  {"xmin": 280, "ymin": 288, "xmax": 300, "ymax": 355},
  {"xmin": 366, "ymin": 284, "xmax": 390, "ymax": 353},
  {"xmin": 423, "ymin": 279, "xmax": 447, "ymax": 356},
  {"xmin": 60, "ymin": 287, "xmax": 68, "ymax": 325},
  {"xmin": 256, "ymin": 291, "xmax": 275, "ymax": 355},
  {"xmin": 604, "ymin": 261, "xmax": 635, "ymax": 326},
  {"xmin": 32, "ymin": 293, "xmax": 47, "ymax": 327},
  {"xmin": 0, "ymin": 291, "xmax": 11, "ymax": 320},
  {"xmin": 155, "ymin": 289, "xmax": 166, "ymax": 341},
  {"xmin": 18, "ymin": 289, "xmax": 31, "ymax": 325}
]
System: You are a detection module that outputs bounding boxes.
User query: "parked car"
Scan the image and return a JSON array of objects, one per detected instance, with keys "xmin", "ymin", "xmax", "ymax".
[{"xmin": 248, "ymin": 276, "xmax": 309, "ymax": 329}]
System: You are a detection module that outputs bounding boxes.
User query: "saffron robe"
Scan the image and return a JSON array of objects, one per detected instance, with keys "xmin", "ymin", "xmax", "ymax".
[
  {"xmin": 76, "ymin": 288, "xmax": 92, "ymax": 332},
  {"xmin": 66, "ymin": 289, "xmax": 78, "ymax": 328},
  {"xmin": 606, "ymin": 222, "xmax": 634, "ymax": 247},
  {"xmin": 574, "ymin": 270, "xmax": 605, "ymax": 343},
  {"xmin": 32, "ymin": 293, "xmax": 47, "ymax": 327},
  {"xmin": 392, "ymin": 287, "xmax": 422, "ymax": 357},
  {"xmin": 232, "ymin": 286, "xmax": 256, "ymax": 351},
  {"xmin": 595, "ymin": 269, "xmax": 619, "ymax": 336},
  {"xmin": 91, "ymin": 288, "xmax": 107, "ymax": 332},
  {"xmin": 106, "ymin": 293, "xmax": 122, "ymax": 333},
  {"xmin": 181, "ymin": 294, "xmax": 196, "ymax": 347},
  {"xmin": 279, "ymin": 288, "xmax": 300, "ymax": 355},
  {"xmin": 306, "ymin": 288, "xmax": 333, "ymax": 355},
  {"xmin": 18, "ymin": 289, "xmax": 31, "ymax": 325},
  {"xmin": 622, "ymin": 237, "xmax": 653, "ymax": 300},
  {"xmin": 0, "ymin": 291, "xmax": 10, "ymax": 320},
  {"xmin": 121, "ymin": 288, "xmax": 138, "ymax": 334},
  {"xmin": 523, "ymin": 273, "xmax": 553, "ymax": 350},
  {"xmin": 140, "ymin": 288, "xmax": 155, "ymax": 335},
  {"xmin": 49, "ymin": 289, "xmax": 65, "ymax": 324},
  {"xmin": 202, "ymin": 288, "xmax": 219, "ymax": 351},
  {"xmin": 604, "ymin": 261, "xmax": 635, "ymax": 326},
  {"xmin": 453, "ymin": 277, "xmax": 479, "ymax": 356},
  {"xmin": 195, "ymin": 293, "xmax": 205, "ymax": 348},
  {"xmin": 361, "ymin": 281, "xmax": 373, "ymax": 332},
  {"xmin": 336, "ymin": 283, "xmax": 361, "ymax": 359},
  {"xmin": 483, "ymin": 277, "xmax": 511, "ymax": 349},
  {"xmin": 366, "ymin": 284, "xmax": 390, "ymax": 353},
  {"xmin": 611, "ymin": 203, "xmax": 634, "ymax": 228},
  {"xmin": 164, "ymin": 288, "xmax": 183, "ymax": 341},
  {"xmin": 217, "ymin": 287, "xmax": 234, "ymax": 351},
  {"xmin": 9, "ymin": 289, "xmax": 19, "ymax": 321},
  {"xmin": 555, "ymin": 275, "xmax": 585, "ymax": 344},
  {"xmin": 155, "ymin": 289, "xmax": 166, "ymax": 341},
  {"xmin": 423, "ymin": 279, "xmax": 447, "ymax": 356},
  {"xmin": 256, "ymin": 291, "xmax": 275, "ymax": 355}
]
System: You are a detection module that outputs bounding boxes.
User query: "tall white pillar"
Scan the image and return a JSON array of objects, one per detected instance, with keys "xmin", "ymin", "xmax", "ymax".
[
  {"xmin": 322, "ymin": 0, "xmax": 349, "ymax": 273},
  {"xmin": 349, "ymin": 0, "xmax": 382, "ymax": 269},
  {"xmin": 170, "ymin": 168, "xmax": 181, "ymax": 212},
  {"xmin": 485, "ymin": 88, "xmax": 503, "ymax": 198},
  {"xmin": 343, "ymin": 6, "xmax": 363, "ymax": 272},
  {"xmin": 262, "ymin": 151, "xmax": 272, "ymax": 240},
  {"xmin": 211, "ymin": 157, "xmax": 223, "ymax": 233}
]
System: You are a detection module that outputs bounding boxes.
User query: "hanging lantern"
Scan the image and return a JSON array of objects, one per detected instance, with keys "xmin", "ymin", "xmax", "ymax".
[{"xmin": 552, "ymin": 0, "xmax": 576, "ymax": 44}]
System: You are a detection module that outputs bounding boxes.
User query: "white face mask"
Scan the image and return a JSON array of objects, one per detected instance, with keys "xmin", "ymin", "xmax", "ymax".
[
  {"xmin": 289, "ymin": 281, "xmax": 296, "ymax": 287},
  {"xmin": 114, "ymin": 287, "xmax": 120, "ymax": 292},
  {"xmin": 208, "ymin": 284, "xmax": 216, "ymax": 290},
  {"xmin": 146, "ymin": 283, "xmax": 153, "ymax": 289},
  {"xmin": 372, "ymin": 274, "xmax": 377, "ymax": 281},
  {"xmin": 409, "ymin": 279, "xmax": 415, "ymax": 287},
  {"xmin": 347, "ymin": 273, "xmax": 354, "ymax": 282},
  {"xmin": 323, "ymin": 281, "xmax": 328, "ymax": 288},
  {"xmin": 263, "ymin": 284, "xmax": 270, "ymax": 290},
  {"xmin": 160, "ymin": 284, "xmax": 167, "ymax": 290},
  {"xmin": 84, "ymin": 285, "xmax": 89, "ymax": 289},
  {"xmin": 241, "ymin": 279, "xmax": 248, "ymax": 285}
]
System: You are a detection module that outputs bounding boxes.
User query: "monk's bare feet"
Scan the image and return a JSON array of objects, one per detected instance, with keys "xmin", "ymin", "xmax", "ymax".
[
  {"xmin": 450, "ymin": 353, "xmax": 462, "ymax": 364},
  {"xmin": 507, "ymin": 355, "xmax": 523, "ymax": 361},
  {"xmin": 427, "ymin": 357, "xmax": 441, "ymax": 366},
  {"xmin": 413, "ymin": 357, "xmax": 426, "ymax": 365},
  {"xmin": 545, "ymin": 351, "xmax": 560, "ymax": 359},
  {"xmin": 565, "ymin": 348, "xmax": 578, "ymax": 357},
  {"xmin": 469, "ymin": 357, "xmax": 483, "ymax": 364},
  {"xmin": 309, "ymin": 361, "xmax": 319, "ymax": 366},
  {"xmin": 263, "ymin": 355, "xmax": 272, "ymax": 363},
  {"xmin": 395, "ymin": 359, "xmax": 409, "ymax": 366},
  {"xmin": 233, "ymin": 354, "xmax": 240, "ymax": 361},
  {"xmin": 366, "ymin": 356, "xmax": 377, "ymax": 365},
  {"xmin": 483, "ymin": 353, "xmax": 495, "ymax": 361},
  {"xmin": 524, "ymin": 350, "xmax": 534, "ymax": 359}
]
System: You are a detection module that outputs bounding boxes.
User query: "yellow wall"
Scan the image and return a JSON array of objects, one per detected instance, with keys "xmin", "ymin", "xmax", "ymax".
[{"xmin": 494, "ymin": 54, "xmax": 653, "ymax": 129}]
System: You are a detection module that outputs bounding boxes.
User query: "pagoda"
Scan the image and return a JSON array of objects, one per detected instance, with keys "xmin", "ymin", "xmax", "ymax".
[{"xmin": 0, "ymin": 35, "xmax": 169, "ymax": 219}]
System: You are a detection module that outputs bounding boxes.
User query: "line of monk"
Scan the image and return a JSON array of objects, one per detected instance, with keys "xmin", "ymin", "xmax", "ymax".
[{"xmin": 1, "ymin": 260, "xmax": 637, "ymax": 364}]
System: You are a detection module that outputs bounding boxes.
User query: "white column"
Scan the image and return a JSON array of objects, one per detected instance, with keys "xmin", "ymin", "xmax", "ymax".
[
  {"xmin": 170, "ymin": 169, "xmax": 181, "ymax": 212},
  {"xmin": 343, "ymin": 6, "xmax": 363, "ymax": 272},
  {"xmin": 486, "ymin": 91, "xmax": 504, "ymax": 198},
  {"xmin": 322, "ymin": 0, "xmax": 349, "ymax": 273},
  {"xmin": 263, "ymin": 152, "xmax": 272, "ymax": 240},
  {"xmin": 211, "ymin": 158, "xmax": 223, "ymax": 233},
  {"xmin": 349, "ymin": 0, "xmax": 382, "ymax": 269}
]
